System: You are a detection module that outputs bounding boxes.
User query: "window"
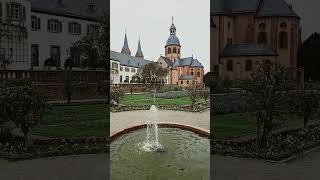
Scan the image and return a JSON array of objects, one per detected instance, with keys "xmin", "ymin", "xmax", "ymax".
[
  {"xmin": 181, "ymin": 81, "xmax": 183, "ymax": 84},
  {"xmin": 197, "ymin": 71, "xmax": 201, "ymax": 77},
  {"xmin": 259, "ymin": 23, "xmax": 266, "ymax": 31},
  {"xmin": 168, "ymin": 47, "xmax": 171, "ymax": 54},
  {"xmin": 48, "ymin": 19, "xmax": 62, "ymax": 33},
  {"xmin": 258, "ymin": 32, "xmax": 267, "ymax": 44},
  {"xmin": 31, "ymin": 44, "xmax": 39, "ymax": 67},
  {"xmin": 125, "ymin": 67, "xmax": 129, "ymax": 72},
  {"xmin": 137, "ymin": 69, "xmax": 142, "ymax": 73},
  {"xmin": 120, "ymin": 66, "xmax": 123, "ymax": 71},
  {"xmin": 279, "ymin": 31, "xmax": 288, "ymax": 49},
  {"xmin": 87, "ymin": 24, "xmax": 99, "ymax": 35},
  {"xmin": 226, "ymin": 60, "xmax": 233, "ymax": 71},
  {"xmin": 173, "ymin": 47, "xmax": 177, "ymax": 53},
  {"xmin": 125, "ymin": 76, "xmax": 129, "ymax": 82},
  {"xmin": 6, "ymin": 2, "xmax": 26, "ymax": 21},
  {"xmin": 70, "ymin": 47, "xmax": 80, "ymax": 67},
  {"xmin": 0, "ymin": 3, "xmax": 2, "ymax": 20},
  {"xmin": 187, "ymin": 81, "xmax": 189, "ymax": 84},
  {"xmin": 178, "ymin": 48, "xmax": 180, "ymax": 54},
  {"xmin": 228, "ymin": 21, "xmax": 231, "ymax": 31},
  {"xmin": 31, "ymin": 16, "xmax": 41, "ymax": 31},
  {"xmin": 69, "ymin": 22, "xmax": 81, "ymax": 35},
  {"xmin": 227, "ymin": 38, "xmax": 233, "ymax": 45},
  {"xmin": 120, "ymin": 76, "xmax": 122, "ymax": 82},
  {"xmin": 112, "ymin": 62, "xmax": 118, "ymax": 69},
  {"xmin": 0, "ymin": 48, "xmax": 5, "ymax": 62},
  {"xmin": 245, "ymin": 60, "xmax": 252, "ymax": 71},
  {"xmin": 50, "ymin": 46, "xmax": 60, "ymax": 67},
  {"xmin": 131, "ymin": 68, "xmax": 136, "ymax": 73}
]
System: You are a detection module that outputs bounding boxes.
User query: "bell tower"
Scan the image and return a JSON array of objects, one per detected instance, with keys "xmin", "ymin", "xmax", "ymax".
[{"xmin": 165, "ymin": 17, "xmax": 181, "ymax": 63}]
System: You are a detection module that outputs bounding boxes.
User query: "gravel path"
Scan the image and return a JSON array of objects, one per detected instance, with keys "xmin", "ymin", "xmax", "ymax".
[
  {"xmin": 212, "ymin": 149, "xmax": 320, "ymax": 180},
  {"xmin": 0, "ymin": 154, "xmax": 109, "ymax": 180},
  {"xmin": 110, "ymin": 109, "xmax": 210, "ymax": 136}
]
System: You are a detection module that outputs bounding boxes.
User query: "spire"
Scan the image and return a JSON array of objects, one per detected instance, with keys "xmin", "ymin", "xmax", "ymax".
[
  {"xmin": 170, "ymin": 16, "xmax": 176, "ymax": 35},
  {"xmin": 135, "ymin": 37, "xmax": 144, "ymax": 59},
  {"xmin": 121, "ymin": 30, "xmax": 131, "ymax": 55}
]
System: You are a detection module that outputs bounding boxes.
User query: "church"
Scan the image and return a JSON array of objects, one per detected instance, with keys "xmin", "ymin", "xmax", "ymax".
[
  {"xmin": 111, "ymin": 18, "xmax": 205, "ymax": 87},
  {"xmin": 157, "ymin": 18, "xmax": 205, "ymax": 87},
  {"xmin": 211, "ymin": 0, "xmax": 304, "ymax": 82}
]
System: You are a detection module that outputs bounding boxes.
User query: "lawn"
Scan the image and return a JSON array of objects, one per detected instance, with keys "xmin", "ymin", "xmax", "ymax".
[
  {"xmin": 122, "ymin": 94, "xmax": 204, "ymax": 106},
  {"xmin": 32, "ymin": 104, "xmax": 108, "ymax": 138},
  {"xmin": 212, "ymin": 113, "xmax": 308, "ymax": 140}
]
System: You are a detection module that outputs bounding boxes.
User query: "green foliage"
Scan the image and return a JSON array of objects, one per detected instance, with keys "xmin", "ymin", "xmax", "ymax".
[
  {"xmin": 110, "ymin": 86, "xmax": 125, "ymax": 106},
  {"xmin": 241, "ymin": 63, "xmax": 297, "ymax": 148},
  {"xmin": 0, "ymin": 80, "xmax": 49, "ymax": 144},
  {"xmin": 139, "ymin": 62, "xmax": 167, "ymax": 89}
]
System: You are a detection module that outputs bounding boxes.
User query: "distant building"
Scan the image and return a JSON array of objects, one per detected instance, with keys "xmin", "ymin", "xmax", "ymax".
[
  {"xmin": 110, "ymin": 33, "xmax": 152, "ymax": 84},
  {"xmin": 211, "ymin": 0, "xmax": 303, "ymax": 81},
  {"xmin": 0, "ymin": 0, "xmax": 106, "ymax": 70},
  {"xmin": 157, "ymin": 18, "xmax": 205, "ymax": 87}
]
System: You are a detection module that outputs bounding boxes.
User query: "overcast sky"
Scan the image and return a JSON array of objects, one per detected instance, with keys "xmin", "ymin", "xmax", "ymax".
[
  {"xmin": 110, "ymin": 0, "xmax": 210, "ymax": 72},
  {"xmin": 287, "ymin": 0, "xmax": 320, "ymax": 40}
]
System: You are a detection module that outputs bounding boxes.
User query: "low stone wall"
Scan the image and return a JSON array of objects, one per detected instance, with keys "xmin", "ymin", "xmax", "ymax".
[
  {"xmin": 113, "ymin": 84, "xmax": 150, "ymax": 93},
  {"xmin": 0, "ymin": 70, "xmax": 108, "ymax": 101}
]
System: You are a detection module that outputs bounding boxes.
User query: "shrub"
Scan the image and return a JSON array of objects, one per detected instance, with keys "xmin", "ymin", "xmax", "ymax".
[{"xmin": 110, "ymin": 86, "xmax": 124, "ymax": 106}]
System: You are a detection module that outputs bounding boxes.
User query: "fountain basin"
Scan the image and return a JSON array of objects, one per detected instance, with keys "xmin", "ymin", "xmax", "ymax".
[{"xmin": 110, "ymin": 125, "xmax": 210, "ymax": 180}]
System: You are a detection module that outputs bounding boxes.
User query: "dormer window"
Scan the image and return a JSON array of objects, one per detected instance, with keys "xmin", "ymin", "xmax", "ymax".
[
  {"xmin": 6, "ymin": 2, "xmax": 26, "ymax": 21},
  {"xmin": 69, "ymin": 22, "xmax": 81, "ymax": 35},
  {"xmin": 48, "ymin": 19, "xmax": 62, "ymax": 33}
]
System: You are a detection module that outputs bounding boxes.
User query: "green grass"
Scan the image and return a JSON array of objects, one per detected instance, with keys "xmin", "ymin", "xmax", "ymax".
[
  {"xmin": 32, "ymin": 104, "xmax": 108, "ymax": 138},
  {"xmin": 212, "ymin": 113, "xmax": 306, "ymax": 139},
  {"xmin": 122, "ymin": 94, "xmax": 204, "ymax": 106}
]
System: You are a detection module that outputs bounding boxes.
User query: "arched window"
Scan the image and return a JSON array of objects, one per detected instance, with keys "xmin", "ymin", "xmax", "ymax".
[
  {"xmin": 245, "ymin": 60, "xmax": 252, "ymax": 71},
  {"xmin": 178, "ymin": 48, "xmax": 180, "ymax": 54},
  {"xmin": 258, "ymin": 23, "xmax": 267, "ymax": 44},
  {"xmin": 131, "ymin": 68, "xmax": 136, "ymax": 73},
  {"xmin": 226, "ymin": 60, "xmax": 233, "ymax": 71},
  {"xmin": 173, "ymin": 47, "xmax": 177, "ymax": 53},
  {"xmin": 279, "ymin": 31, "xmax": 288, "ymax": 49},
  {"xmin": 168, "ymin": 47, "xmax": 171, "ymax": 54}
]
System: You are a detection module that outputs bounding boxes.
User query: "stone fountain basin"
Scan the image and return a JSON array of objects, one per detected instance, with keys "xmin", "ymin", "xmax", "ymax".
[{"xmin": 110, "ymin": 124, "xmax": 210, "ymax": 180}]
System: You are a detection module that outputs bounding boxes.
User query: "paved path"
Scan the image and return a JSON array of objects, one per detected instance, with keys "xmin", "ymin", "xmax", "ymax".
[
  {"xmin": 110, "ymin": 109, "xmax": 210, "ymax": 136},
  {"xmin": 212, "ymin": 149, "xmax": 320, "ymax": 180},
  {"xmin": 0, "ymin": 154, "xmax": 109, "ymax": 180}
]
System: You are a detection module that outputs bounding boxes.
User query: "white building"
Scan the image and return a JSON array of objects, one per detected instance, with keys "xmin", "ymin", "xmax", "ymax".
[
  {"xmin": 0, "ymin": 0, "xmax": 107, "ymax": 70},
  {"xmin": 110, "ymin": 33, "xmax": 152, "ymax": 84}
]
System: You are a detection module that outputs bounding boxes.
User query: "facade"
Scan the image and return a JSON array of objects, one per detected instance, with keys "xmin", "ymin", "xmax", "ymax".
[
  {"xmin": 158, "ymin": 20, "xmax": 205, "ymax": 87},
  {"xmin": 110, "ymin": 33, "xmax": 151, "ymax": 84},
  {"xmin": 0, "ymin": 0, "xmax": 106, "ymax": 70},
  {"xmin": 211, "ymin": 0, "xmax": 302, "ymax": 80}
]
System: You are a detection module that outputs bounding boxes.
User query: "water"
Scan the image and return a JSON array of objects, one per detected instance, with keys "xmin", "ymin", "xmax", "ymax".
[{"xmin": 139, "ymin": 105, "xmax": 163, "ymax": 152}]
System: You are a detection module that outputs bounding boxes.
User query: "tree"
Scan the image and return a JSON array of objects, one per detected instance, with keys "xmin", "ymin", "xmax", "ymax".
[
  {"xmin": 139, "ymin": 62, "xmax": 167, "ymax": 90},
  {"xmin": 199, "ymin": 89, "xmax": 210, "ymax": 101},
  {"xmin": 63, "ymin": 70, "xmax": 78, "ymax": 103},
  {"xmin": 0, "ymin": 80, "xmax": 48, "ymax": 146},
  {"xmin": 290, "ymin": 85, "xmax": 320, "ymax": 128},
  {"xmin": 110, "ymin": 86, "xmax": 124, "ymax": 106},
  {"xmin": 241, "ymin": 63, "xmax": 296, "ymax": 149},
  {"xmin": 186, "ymin": 81, "xmax": 199, "ymax": 109}
]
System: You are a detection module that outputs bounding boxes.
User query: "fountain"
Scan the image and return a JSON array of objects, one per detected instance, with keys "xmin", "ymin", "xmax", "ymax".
[
  {"xmin": 139, "ymin": 105, "xmax": 163, "ymax": 152},
  {"xmin": 110, "ymin": 95, "xmax": 210, "ymax": 179}
]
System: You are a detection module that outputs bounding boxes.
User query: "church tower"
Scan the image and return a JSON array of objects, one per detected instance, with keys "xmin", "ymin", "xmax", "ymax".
[
  {"xmin": 165, "ymin": 17, "xmax": 181, "ymax": 63},
  {"xmin": 121, "ymin": 31, "xmax": 131, "ymax": 55},
  {"xmin": 135, "ymin": 38, "xmax": 144, "ymax": 59}
]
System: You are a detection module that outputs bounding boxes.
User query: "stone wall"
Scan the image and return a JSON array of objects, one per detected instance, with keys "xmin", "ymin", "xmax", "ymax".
[{"xmin": 0, "ymin": 70, "xmax": 108, "ymax": 101}]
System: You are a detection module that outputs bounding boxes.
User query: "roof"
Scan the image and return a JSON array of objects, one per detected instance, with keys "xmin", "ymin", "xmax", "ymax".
[
  {"xmin": 211, "ymin": 0, "xmax": 299, "ymax": 18},
  {"xmin": 135, "ymin": 39, "xmax": 144, "ymax": 58},
  {"xmin": 31, "ymin": 0, "xmax": 107, "ymax": 21},
  {"xmin": 110, "ymin": 51, "xmax": 152, "ymax": 68},
  {"xmin": 172, "ymin": 57, "xmax": 204, "ymax": 69},
  {"xmin": 179, "ymin": 75, "xmax": 195, "ymax": 80},
  {"xmin": 220, "ymin": 44, "xmax": 277, "ymax": 57},
  {"xmin": 166, "ymin": 35, "xmax": 180, "ymax": 46},
  {"xmin": 159, "ymin": 56, "xmax": 173, "ymax": 66}
]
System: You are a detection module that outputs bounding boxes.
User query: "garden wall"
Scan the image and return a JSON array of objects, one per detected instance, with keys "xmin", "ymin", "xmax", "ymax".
[{"xmin": 0, "ymin": 70, "xmax": 108, "ymax": 101}]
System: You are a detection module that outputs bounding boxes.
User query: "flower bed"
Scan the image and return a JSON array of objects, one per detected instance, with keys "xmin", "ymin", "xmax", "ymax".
[
  {"xmin": 0, "ymin": 137, "xmax": 109, "ymax": 161},
  {"xmin": 211, "ymin": 125, "xmax": 320, "ymax": 161},
  {"xmin": 111, "ymin": 101, "xmax": 210, "ymax": 113}
]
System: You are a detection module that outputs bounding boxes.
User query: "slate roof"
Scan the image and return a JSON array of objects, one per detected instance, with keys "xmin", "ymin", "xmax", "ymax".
[
  {"xmin": 179, "ymin": 75, "xmax": 195, "ymax": 80},
  {"xmin": 220, "ymin": 44, "xmax": 277, "ymax": 57},
  {"xmin": 166, "ymin": 35, "xmax": 180, "ymax": 46},
  {"xmin": 31, "ymin": 0, "xmax": 107, "ymax": 21},
  {"xmin": 211, "ymin": 0, "xmax": 299, "ymax": 18},
  {"xmin": 110, "ymin": 51, "xmax": 152, "ymax": 68},
  {"xmin": 159, "ymin": 56, "xmax": 173, "ymax": 66},
  {"xmin": 172, "ymin": 57, "xmax": 204, "ymax": 69}
]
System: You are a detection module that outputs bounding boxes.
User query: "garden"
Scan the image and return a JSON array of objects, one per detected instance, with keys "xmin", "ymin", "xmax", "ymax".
[{"xmin": 211, "ymin": 63, "xmax": 320, "ymax": 161}]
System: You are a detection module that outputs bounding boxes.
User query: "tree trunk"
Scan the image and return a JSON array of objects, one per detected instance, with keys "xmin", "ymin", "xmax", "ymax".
[{"xmin": 304, "ymin": 115, "xmax": 309, "ymax": 129}]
